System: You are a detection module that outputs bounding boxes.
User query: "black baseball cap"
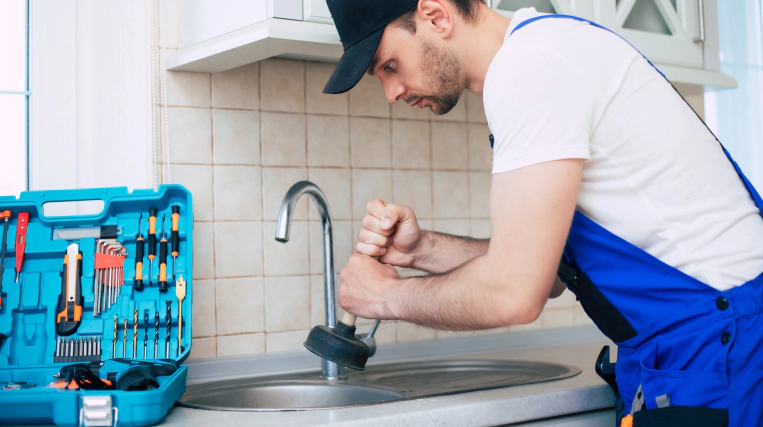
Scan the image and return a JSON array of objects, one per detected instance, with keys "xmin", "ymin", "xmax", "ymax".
[{"xmin": 323, "ymin": 0, "xmax": 419, "ymax": 94}]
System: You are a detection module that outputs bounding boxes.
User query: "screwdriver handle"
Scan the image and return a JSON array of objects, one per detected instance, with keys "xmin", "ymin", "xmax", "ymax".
[
  {"xmin": 134, "ymin": 215, "xmax": 145, "ymax": 291},
  {"xmin": 134, "ymin": 236, "xmax": 145, "ymax": 291},
  {"xmin": 171, "ymin": 206, "xmax": 180, "ymax": 257},
  {"xmin": 148, "ymin": 208, "xmax": 157, "ymax": 260},
  {"xmin": 15, "ymin": 212, "xmax": 29, "ymax": 282},
  {"xmin": 158, "ymin": 237, "xmax": 168, "ymax": 293}
]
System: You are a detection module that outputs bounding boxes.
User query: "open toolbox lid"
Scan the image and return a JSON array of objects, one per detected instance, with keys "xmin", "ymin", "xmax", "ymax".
[{"xmin": 0, "ymin": 185, "xmax": 193, "ymax": 427}]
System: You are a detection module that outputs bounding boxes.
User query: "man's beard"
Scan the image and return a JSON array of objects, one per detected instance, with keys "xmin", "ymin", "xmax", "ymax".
[{"xmin": 406, "ymin": 39, "xmax": 463, "ymax": 115}]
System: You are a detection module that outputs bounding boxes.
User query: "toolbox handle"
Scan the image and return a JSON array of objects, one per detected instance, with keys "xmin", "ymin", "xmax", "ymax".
[{"xmin": 18, "ymin": 188, "xmax": 131, "ymax": 223}]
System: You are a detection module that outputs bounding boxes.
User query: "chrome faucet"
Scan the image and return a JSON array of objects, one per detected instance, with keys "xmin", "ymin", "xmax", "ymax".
[{"xmin": 275, "ymin": 181, "xmax": 342, "ymax": 379}]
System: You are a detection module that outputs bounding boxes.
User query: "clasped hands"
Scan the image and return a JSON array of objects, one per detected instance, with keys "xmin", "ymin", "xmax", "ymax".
[{"xmin": 338, "ymin": 198, "xmax": 423, "ymax": 320}]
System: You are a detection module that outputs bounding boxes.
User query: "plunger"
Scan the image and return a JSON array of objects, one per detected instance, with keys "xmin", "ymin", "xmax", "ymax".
[{"xmin": 304, "ymin": 312, "xmax": 370, "ymax": 370}]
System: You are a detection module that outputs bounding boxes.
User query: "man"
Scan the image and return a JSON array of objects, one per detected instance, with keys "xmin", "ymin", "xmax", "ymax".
[{"xmin": 324, "ymin": 1, "xmax": 763, "ymax": 426}]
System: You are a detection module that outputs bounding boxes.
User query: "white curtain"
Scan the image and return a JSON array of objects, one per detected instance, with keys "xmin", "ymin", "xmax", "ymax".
[{"xmin": 705, "ymin": 1, "xmax": 763, "ymax": 190}]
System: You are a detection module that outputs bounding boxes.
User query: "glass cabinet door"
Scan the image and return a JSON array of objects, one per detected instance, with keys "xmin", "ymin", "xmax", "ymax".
[{"xmin": 490, "ymin": 0, "xmax": 704, "ymax": 69}]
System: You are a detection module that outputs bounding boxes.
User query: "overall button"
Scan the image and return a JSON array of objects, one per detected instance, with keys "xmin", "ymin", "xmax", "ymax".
[
  {"xmin": 721, "ymin": 332, "xmax": 732, "ymax": 345},
  {"xmin": 716, "ymin": 297, "xmax": 729, "ymax": 311}
]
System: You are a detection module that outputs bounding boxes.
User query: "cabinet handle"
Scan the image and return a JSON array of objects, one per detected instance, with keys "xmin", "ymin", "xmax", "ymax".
[{"xmin": 693, "ymin": 0, "xmax": 705, "ymax": 43}]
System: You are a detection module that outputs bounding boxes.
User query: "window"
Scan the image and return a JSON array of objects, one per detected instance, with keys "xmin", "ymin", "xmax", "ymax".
[
  {"xmin": 0, "ymin": 0, "xmax": 29, "ymax": 197},
  {"xmin": 704, "ymin": 1, "xmax": 763, "ymax": 190}
]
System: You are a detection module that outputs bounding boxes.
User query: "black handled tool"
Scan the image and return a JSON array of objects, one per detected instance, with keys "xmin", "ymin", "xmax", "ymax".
[
  {"xmin": 158, "ymin": 216, "xmax": 168, "ymax": 293},
  {"xmin": 56, "ymin": 243, "xmax": 83, "ymax": 336},
  {"xmin": 147, "ymin": 208, "xmax": 157, "ymax": 286},
  {"xmin": 171, "ymin": 206, "xmax": 180, "ymax": 282},
  {"xmin": 134, "ymin": 214, "xmax": 145, "ymax": 291}
]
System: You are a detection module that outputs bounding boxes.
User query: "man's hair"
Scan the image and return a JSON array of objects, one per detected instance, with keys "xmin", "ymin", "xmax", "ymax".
[{"xmin": 394, "ymin": 0, "xmax": 486, "ymax": 33}]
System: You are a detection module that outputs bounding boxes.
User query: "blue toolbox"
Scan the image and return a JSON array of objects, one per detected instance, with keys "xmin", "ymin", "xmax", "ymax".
[{"xmin": 0, "ymin": 185, "xmax": 193, "ymax": 426}]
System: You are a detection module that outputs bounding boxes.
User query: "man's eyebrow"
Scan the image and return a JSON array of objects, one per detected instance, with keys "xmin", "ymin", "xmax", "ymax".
[{"xmin": 367, "ymin": 56, "xmax": 380, "ymax": 76}]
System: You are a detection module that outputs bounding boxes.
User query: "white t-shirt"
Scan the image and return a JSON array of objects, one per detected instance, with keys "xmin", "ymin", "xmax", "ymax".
[{"xmin": 484, "ymin": 8, "xmax": 763, "ymax": 291}]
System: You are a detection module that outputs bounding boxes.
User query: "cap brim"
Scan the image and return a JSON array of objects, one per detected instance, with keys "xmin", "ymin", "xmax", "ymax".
[{"xmin": 323, "ymin": 27, "xmax": 385, "ymax": 94}]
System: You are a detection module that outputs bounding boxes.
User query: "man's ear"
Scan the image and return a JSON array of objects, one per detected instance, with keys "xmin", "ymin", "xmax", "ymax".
[{"xmin": 418, "ymin": 0, "xmax": 454, "ymax": 38}]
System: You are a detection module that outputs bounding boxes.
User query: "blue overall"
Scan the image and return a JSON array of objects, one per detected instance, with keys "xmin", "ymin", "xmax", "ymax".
[{"xmin": 509, "ymin": 15, "xmax": 763, "ymax": 427}]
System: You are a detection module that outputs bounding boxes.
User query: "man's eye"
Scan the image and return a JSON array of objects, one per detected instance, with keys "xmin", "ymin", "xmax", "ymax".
[{"xmin": 383, "ymin": 62, "xmax": 394, "ymax": 72}]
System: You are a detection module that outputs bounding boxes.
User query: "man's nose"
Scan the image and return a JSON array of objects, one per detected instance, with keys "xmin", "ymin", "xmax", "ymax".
[{"xmin": 382, "ymin": 80, "xmax": 405, "ymax": 104}]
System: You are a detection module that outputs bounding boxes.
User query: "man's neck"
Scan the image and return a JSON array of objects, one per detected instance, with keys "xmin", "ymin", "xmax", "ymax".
[{"xmin": 458, "ymin": 6, "xmax": 511, "ymax": 94}]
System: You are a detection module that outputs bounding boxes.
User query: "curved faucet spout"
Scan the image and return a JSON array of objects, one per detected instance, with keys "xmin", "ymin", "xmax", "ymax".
[
  {"xmin": 275, "ymin": 181, "xmax": 341, "ymax": 379},
  {"xmin": 275, "ymin": 181, "xmax": 332, "ymax": 243}
]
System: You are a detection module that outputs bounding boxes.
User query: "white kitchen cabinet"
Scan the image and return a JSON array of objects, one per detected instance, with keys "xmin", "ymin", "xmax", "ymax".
[
  {"xmin": 493, "ymin": 0, "xmax": 705, "ymax": 69},
  {"xmin": 303, "ymin": 0, "xmax": 333, "ymax": 24},
  {"xmin": 168, "ymin": 0, "xmax": 734, "ymax": 88}
]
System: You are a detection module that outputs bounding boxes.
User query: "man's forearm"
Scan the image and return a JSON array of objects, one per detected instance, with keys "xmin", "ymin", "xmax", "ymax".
[
  {"xmin": 391, "ymin": 255, "xmax": 543, "ymax": 330},
  {"xmin": 412, "ymin": 230, "xmax": 489, "ymax": 273}
]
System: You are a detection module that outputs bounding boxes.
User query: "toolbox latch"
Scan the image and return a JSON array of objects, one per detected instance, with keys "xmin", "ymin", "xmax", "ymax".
[{"xmin": 79, "ymin": 395, "xmax": 118, "ymax": 427}]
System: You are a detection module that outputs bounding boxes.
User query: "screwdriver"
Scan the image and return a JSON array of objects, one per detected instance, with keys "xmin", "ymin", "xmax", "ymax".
[
  {"xmin": 55, "ymin": 243, "xmax": 83, "ymax": 336},
  {"xmin": 158, "ymin": 215, "xmax": 169, "ymax": 293},
  {"xmin": 147, "ymin": 208, "xmax": 157, "ymax": 286},
  {"xmin": 0, "ymin": 210, "xmax": 10, "ymax": 309},
  {"xmin": 134, "ymin": 214, "xmax": 145, "ymax": 291},
  {"xmin": 15, "ymin": 212, "xmax": 29, "ymax": 283},
  {"xmin": 171, "ymin": 206, "xmax": 180, "ymax": 282}
]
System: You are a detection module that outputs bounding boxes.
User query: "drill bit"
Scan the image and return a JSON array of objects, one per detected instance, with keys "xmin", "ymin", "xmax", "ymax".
[
  {"xmin": 123, "ymin": 319, "xmax": 128, "ymax": 358},
  {"xmin": 143, "ymin": 310, "xmax": 148, "ymax": 359},
  {"xmin": 133, "ymin": 310, "xmax": 138, "ymax": 359},
  {"xmin": 165, "ymin": 301, "xmax": 171, "ymax": 358},
  {"xmin": 113, "ymin": 316, "xmax": 118, "ymax": 358},
  {"xmin": 154, "ymin": 312, "xmax": 159, "ymax": 358},
  {"xmin": 176, "ymin": 275, "xmax": 186, "ymax": 356}
]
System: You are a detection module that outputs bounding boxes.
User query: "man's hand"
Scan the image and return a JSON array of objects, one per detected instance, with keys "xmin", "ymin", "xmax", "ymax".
[
  {"xmin": 357, "ymin": 199, "xmax": 423, "ymax": 268},
  {"xmin": 339, "ymin": 253, "xmax": 402, "ymax": 319}
]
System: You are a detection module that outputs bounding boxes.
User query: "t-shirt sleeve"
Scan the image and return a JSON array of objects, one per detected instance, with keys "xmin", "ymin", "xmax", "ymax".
[{"xmin": 485, "ymin": 45, "xmax": 599, "ymax": 174}]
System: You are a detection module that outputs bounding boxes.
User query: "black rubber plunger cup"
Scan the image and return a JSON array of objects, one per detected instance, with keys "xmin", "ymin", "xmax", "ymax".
[{"xmin": 304, "ymin": 313, "xmax": 369, "ymax": 370}]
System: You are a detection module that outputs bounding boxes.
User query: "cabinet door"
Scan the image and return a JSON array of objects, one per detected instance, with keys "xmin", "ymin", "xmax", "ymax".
[
  {"xmin": 594, "ymin": 0, "xmax": 703, "ymax": 68},
  {"xmin": 491, "ymin": 0, "xmax": 595, "ymax": 20},
  {"xmin": 304, "ymin": 0, "xmax": 333, "ymax": 24},
  {"xmin": 492, "ymin": 0, "xmax": 704, "ymax": 69}
]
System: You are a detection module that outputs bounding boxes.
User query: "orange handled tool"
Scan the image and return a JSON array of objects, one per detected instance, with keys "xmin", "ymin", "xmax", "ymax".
[
  {"xmin": 56, "ymin": 243, "xmax": 83, "ymax": 336},
  {"xmin": 15, "ymin": 212, "xmax": 29, "ymax": 283},
  {"xmin": 158, "ymin": 216, "xmax": 168, "ymax": 293},
  {"xmin": 171, "ymin": 206, "xmax": 180, "ymax": 282},
  {"xmin": 134, "ymin": 214, "xmax": 145, "ymax": 291},
  {"xmin": 0, "ymin": 210, "xmax": 10, "ymax": 308},
  {"xmin": 147, "ymin": 208, "xmax": 157, "ymax": 286}
]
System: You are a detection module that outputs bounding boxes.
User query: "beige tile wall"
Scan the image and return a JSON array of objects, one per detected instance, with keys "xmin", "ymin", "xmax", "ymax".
[{"xmin": 153, "ymin": 10, "xmax": 589, "ymax": 361}]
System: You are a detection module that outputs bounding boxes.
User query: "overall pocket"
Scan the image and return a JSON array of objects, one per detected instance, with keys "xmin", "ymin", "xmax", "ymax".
[{"xmin": 632, "ymin": 343, "xmax": 729, "ymax": 426}]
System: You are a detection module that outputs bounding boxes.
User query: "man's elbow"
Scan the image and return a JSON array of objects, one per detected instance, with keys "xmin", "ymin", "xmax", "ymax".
[{"xmin": 492, "ymin": 290, "xmax": 546, "ymax": 326}]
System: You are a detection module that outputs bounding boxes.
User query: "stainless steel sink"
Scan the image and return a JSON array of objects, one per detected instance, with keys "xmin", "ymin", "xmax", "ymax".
[{"xmin": 178, "ymin": 359, "xmax": 580, "ymax": 411}]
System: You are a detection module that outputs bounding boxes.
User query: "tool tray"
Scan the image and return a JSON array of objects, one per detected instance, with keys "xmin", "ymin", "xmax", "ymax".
[{"xmin": 0, "ymin": 185, "xmax": 193, "ymax": 427}]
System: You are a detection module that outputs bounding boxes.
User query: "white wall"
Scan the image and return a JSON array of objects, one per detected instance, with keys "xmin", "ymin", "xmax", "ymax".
[{"xmin": 29, "ymin": 0, "xmax": 151, "ymax": 210}]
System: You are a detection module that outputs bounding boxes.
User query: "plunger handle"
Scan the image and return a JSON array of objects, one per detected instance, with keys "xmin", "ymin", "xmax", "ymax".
[{"xmin": 341, "ymin": 312, "xmax": 357, "ymax": 327}]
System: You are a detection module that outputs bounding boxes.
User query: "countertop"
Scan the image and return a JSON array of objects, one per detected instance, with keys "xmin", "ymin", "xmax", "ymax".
[{"xmin": 159, "ymin": 326, "xmax": 616, "ymax": 426}]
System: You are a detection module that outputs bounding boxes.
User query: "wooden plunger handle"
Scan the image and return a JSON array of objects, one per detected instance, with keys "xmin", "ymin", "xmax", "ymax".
[{"xmin": 341, "ymin": 312, "xmax": 357, "ymax": 327}]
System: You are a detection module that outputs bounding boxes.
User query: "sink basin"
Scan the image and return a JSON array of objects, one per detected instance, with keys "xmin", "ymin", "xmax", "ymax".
[
  {"xmin": 179, "ymin": 381, "xmax": 405, "ymax": 411},
  {"xmin": 178, "ymin": 359, "xmax": 580, "ymax": 411}
]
